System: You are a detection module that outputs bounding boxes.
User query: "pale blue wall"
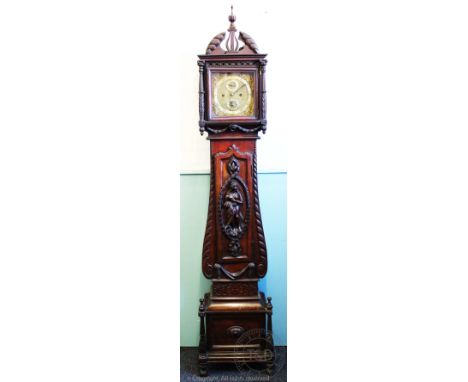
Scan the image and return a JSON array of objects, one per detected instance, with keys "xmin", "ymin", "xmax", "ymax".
[{"xmin": 180, "ymin": 172, "xmax": 287, "ymax": 346}]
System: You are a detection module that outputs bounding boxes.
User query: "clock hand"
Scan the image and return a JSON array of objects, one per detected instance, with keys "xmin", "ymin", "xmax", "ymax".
[{"xmin": 232, "ymin": 83, "xmax": 247, "ymax": 95}]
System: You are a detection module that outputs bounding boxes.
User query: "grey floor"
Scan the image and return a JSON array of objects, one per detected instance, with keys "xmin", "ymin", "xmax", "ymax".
[{"xmin": 180, "ymin": 347, "xmax": 287, "ymax": 382}]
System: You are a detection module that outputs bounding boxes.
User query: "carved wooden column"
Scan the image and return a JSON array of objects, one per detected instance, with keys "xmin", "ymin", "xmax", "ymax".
[{"xmin": 196, "ymin": 8, "xmax": 274, "ymax": 376}]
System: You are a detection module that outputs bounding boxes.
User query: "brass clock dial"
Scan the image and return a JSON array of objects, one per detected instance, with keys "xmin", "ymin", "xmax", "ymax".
[{"xmin": 211, "ymin": 72, "xmax": 255, "ymax": 117}]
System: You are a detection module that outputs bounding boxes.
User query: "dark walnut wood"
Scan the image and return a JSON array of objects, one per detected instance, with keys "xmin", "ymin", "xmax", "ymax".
[{"xmin": 196, "ymin": 8, "xmax": 274, "ymax": 377}]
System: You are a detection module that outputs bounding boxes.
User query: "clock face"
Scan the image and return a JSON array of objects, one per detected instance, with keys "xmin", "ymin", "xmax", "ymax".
[{"xmin": 211, "ymin": 72, "xmax": 255, "ymax": 118}]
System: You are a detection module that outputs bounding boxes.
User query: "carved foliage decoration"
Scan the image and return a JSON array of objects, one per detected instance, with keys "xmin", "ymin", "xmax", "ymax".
[
  {"xmin": 218, "ymin": 156, "xmax": 250, "ymax": 257},
  {"xmin": 239, "ymin": 31, "xmax": 259, "ymax": 53},
  {"xmin": 205, "ymin": 32, "xmax": 226, "ymax": 54},
  {"xmin": 205, "ymin": 124, "xmax": 263, "ymax": 135},
  {"xmin": 204, "ymin": 9, "xmax": 259, "ymax": 55},
  {"xmin": 203, "ymin": 144, "xmax": 260, "ymax": 279},
  {"xmin": 212, "ymin": 281, "xmax": 258, "ymax": 297}
]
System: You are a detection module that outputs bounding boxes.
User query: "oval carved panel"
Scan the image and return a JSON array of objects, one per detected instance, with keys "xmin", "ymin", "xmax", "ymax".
[{"xmin": 218, "ymin": 156, "xmax": 250, "ymax": 257}]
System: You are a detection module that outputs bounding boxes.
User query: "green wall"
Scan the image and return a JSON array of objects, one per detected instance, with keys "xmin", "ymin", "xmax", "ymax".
[{"xmin": 180, "ymin": 172, "xmax": 287, "ymax": 346}]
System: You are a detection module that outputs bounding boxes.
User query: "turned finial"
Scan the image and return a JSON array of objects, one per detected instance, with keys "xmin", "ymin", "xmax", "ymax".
[
  {"xmin": 226, "ymin": 6, "xmax": 239, "ymax": 52},
  {"xmin": 199, "ymin": 298, "xmax": 205, "ymax": 314},
  {"xmin": 267, "ymin": 296, "xmax": 273, "ymax": 308},
  {"xmin": 228, "ymin": 5, "xmax": 236, "ymax": 24}
]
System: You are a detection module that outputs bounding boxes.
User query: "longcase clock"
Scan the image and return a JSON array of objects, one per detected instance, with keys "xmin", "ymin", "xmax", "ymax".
[{"xmin": 196, "ymin": 8, "xmax": 274, "ymax": 376}]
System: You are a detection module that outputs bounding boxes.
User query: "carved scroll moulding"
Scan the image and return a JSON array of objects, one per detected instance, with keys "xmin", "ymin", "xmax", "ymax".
[{"xmin": 205, "ymin": 7, "xmax": 260, "ymax": 55}]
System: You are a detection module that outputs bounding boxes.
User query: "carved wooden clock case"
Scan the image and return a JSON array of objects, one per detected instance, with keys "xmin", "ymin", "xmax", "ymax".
[{"xmin": 196, "ymin": 9, "xmax": 275, "ymax": 377}]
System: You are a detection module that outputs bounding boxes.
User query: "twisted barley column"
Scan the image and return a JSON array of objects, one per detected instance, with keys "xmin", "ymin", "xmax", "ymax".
[
  {"xmin": 253, "ymin": 150, "xmax": 267, "ymax": 277},
  {"xmin": 202, "ymin": 156, "xmax": 215, "ymax": 278}
]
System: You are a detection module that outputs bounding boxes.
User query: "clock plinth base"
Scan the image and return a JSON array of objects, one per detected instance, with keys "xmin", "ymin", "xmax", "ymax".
[{"xmin": 198, "ymin": 288, "xmax": 274, "ymax": 377}]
